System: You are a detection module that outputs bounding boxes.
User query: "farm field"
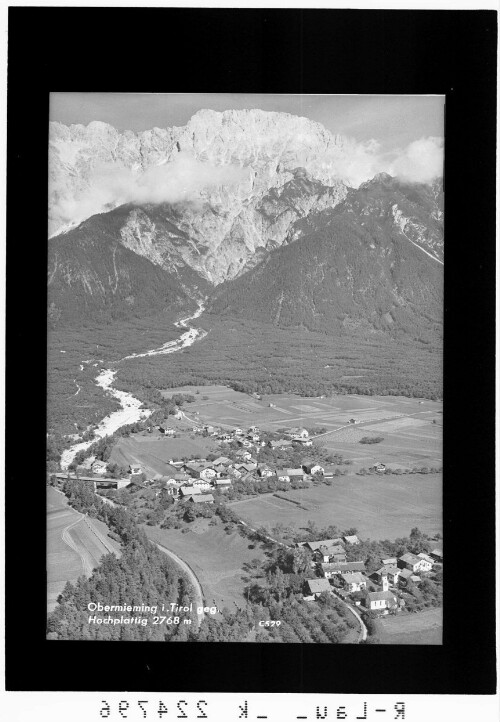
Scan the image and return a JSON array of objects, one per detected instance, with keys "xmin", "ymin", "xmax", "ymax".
[
  {"xmin": 374, "ymin": 607, "xmax": 442, "ymax": 644},
  {"xmin": 144, "ymin": 521, "xmax": 267, "ymax": 613},
  {"xmin": 233, "ymin": 474, "xmax": 442, "ymax": 539},
  {"xmin": 47, "ymin": 487, "xmax": 120, "ymax": 611},
  {"xmin": 109, "ymin": 434, "xmax": 218, "ymax": 477},
  {"xmin": 159, "ymin": 385, "xmax": 441, "ymax": 446}
]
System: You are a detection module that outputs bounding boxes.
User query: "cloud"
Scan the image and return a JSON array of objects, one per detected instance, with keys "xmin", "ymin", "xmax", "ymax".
[
  {"xmin": 332, "ymin": 135, "xmax": 443, "ymax": 187},
  {"xmin": 388, "ymin": 136, "xmax": 444, "ymax": 184},
  {"xmin": 51, "ymin": 152, "xmax": 251, "ymax": 227}
]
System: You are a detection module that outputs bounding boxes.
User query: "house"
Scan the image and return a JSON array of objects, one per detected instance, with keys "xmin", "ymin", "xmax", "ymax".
[
  {"xmin": 212, "ymin": 464, "xmax": 229, "ymax": 476},
  {"xmin": 158, "ymin": 423, "xmax": 175, "ymax": 436},
  {"xmin": 306, "ymin": 578, "xmax": 332, "ymax": 598},
  {"xmin": 302, "ymin": 463, "xmax": 324, "ymax": 475},
  {"xmin": 344, "ymin": 535, "xmax": 361, "ymax": 545},
  {"xmin": 286, "ymin": 468, "xmax": 304, "ymax": 481},
  {"xmin": 248, "ymin": 425, "xmax": 260, "ymax": 433},
  {"xmin": 397, "ymin": 568, "xmax": 414, "ymax": 586},
  {"xmin": 398, "ymin": 552, "xmax": 425, "ymax": 573},
  {"xmin": 212, "ymin": 456, "xmax": 232, "ymax": 466},
  {"xmin": 348, "ymin": 418, "xmax": 360, "ymax": 424},
  {"xmin": 314, "ymin": 544, "xmax": 347, "ymax": 563},
  {"xmin": 91, "ymin": 460, "xmax": 107, "ymax": 475},
  {"xmin": 233, "ymin": 428, "xmax": 244, "ymax": 436},
  {"xmin": 192, "ymin": 479, "xmax": 212, "ymax": 491},
  {"xmin": 228, "ymin": 467, "xmax": 242, "ymax": 479},
  {"xmin": 257, "ymin": 465, "xmax": 274, "ymax": 478},
  {"xmin": 174, "ymin": 473, "xmax": 191, "ymax": 483},
  {"xmin": 381, "ymin": 557, "xmax": 397, "ymax": 566},
  {"xmin": 235, "ymin": 449, "xmax": 253, "ymax": 461},
  {"xmin": 365, "ymin": 590, "xmax": 398, "ymax": 612},
  {"xmin": 129, "ymin": 465, "xmax": 143, "ymax": 476},
  {"xmin": 306, "ymin": 539, "xmax": 345, "ymax": 552},
  {"xmin": 179, "ymin": 486, "xmax": 202, "ymax": 497},
  {"xmin": 430, "ymin": 548, "xmax": 443, "ymax": 562},
  {"xmin": 293, "ymin": 438, "xmax": 313, "ymax": 447},
  {"xmin": 184, "ymin": 463, "xmax": 204, "ymax": 478},
  {"xmin": 217, "ymin": 433, "xmax": 232, "ymax": 442},
  {"xmin": 322, "ymin": 467, "xmax": 337, "ymax": 480},
  {"xmin": 290, "ymin": 428, "xmax": 309, "ymax": 439},
  {"xmin": 189, "ymin": 493, "xmax": 215, "ymax": 504},
  {"xmin": 203, "ymin": 425, "xmax": 216, "ymax": 434},
  {"xmin": 375, "ymin": 565, "xmax": 401, "ymax": 589},
  {"xmin": 234, "ymin": 463, "xmax": 257, "ymax": 473},
  {"xmin": 341, "ymin": 572, "xmax": 367, "ymax": 593},
  {"xmin": 373, "ymin": 463, "xmax": 386, "ymax": 473},
  {"xmin": 275, "ymin": 469, "xmax": 291, "ymax": 483},
  {"xmin": 215, "ymin": 479, "xmax": 232, "ymax": 490},
  {"xmin": 417, "ymin": 553, "xmax": 434, "ymax": 571},
  {"xmin": 199, "ymin": 467, "xmax": 217, "ymax": 482},
  {"xmin": 247, "ymin": 433, "xmax": 260, "ymax": 442},
  {"xmin": 321, "ymin": 561, "xmax": 366, "ymax": 578}
]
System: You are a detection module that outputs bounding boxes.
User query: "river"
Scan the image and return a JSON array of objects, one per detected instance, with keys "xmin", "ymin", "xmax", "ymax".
[{"xmin": 60, "ymin": 301, "xmax": 206, "ymax": 470}]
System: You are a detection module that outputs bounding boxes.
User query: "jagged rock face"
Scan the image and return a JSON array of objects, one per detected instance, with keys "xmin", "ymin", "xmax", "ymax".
[
  {"xmin": 208, "ymin": 176, "xmax": 444, "ymax": 344},
  {"xmin": 291, "ymin": 173, "xmax": 444, "ymax": 264},
  {"xmin": 49, "ymin": 110, "xmax": 353, "ymax": 283}
]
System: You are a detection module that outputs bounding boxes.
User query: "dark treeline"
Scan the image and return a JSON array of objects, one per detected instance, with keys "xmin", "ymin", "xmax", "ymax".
[{"xmin": 47, "ymin": 480, "xmax": 196, "ymax": 641}]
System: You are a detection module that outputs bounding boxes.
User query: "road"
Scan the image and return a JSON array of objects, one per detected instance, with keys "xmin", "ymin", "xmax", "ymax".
[{"xmin": 153, "ymin": 541, "xmax": 206, "ymax": 627}]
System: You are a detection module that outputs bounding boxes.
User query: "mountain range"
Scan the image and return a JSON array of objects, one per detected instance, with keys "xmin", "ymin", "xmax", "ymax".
[{"xmin": 48, "ymin": 109, "xmax": 443, "ymax": 346}]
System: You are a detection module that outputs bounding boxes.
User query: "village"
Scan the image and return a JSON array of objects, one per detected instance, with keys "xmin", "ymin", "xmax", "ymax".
[{"xmin": 54, "ymin": 408, "xmax": 443, "ymax": 630}]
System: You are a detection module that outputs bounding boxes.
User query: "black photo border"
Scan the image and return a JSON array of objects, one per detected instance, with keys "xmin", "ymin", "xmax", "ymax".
[{"xmin": 5, "ymin": 7, "xmax": 497, "ymax": 695}]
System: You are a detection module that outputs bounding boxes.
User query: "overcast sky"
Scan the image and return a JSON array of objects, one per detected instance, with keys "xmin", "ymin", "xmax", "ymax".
[{"xmin": 50, "ymin": 93, "xmax": 444, "ymax": 155}]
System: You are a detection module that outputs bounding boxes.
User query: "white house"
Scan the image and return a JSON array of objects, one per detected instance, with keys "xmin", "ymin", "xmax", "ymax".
[
  {"xmin": 129, "ymin": 465, "xmax": 142, "ymax": 475},
  {"xmin": 200, "ymin": 467, "xmax": 217, "ymax": 482},
  {"xmin": 365, "ymin": 590, "xmax": 397, "ymax": 612},
  {"xmin": 341, "ymin": 572, "xmax": 367, "ymax": 593},
  {"xmin": 192, "ymin": 478, "xmax": 212, "ymax": 491},
  {"xmin": 417, "ymin": 553, "xmax": 434, "ymax": 572},
  {"xmin": 306, "ymin": 578, "xmax": 331, "ymax": 598},
  {"xmin": 91, "ymin": 460, "xmax": 107, "ymax": 475}
]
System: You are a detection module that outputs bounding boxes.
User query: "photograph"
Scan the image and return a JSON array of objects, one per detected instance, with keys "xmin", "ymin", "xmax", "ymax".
[{"xmin": 46, "ymin": 92, "xmax": 445, "ymax": 645}]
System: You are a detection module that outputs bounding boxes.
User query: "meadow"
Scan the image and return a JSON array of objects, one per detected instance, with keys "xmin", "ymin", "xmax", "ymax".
[
  {"xmin": 109, "ymin": 434, "xmax": 218, "ymax": 476},
  {"xmin": 374, "ymin": 607, "xmax": 442, "ymax": 644},
  {"xmin": 232, "ymin": 473, "xmax": 442, "ymax": 539},
  {"xmin": 144, "ymin": 521, "xmax": 267, "ymax": 612}
]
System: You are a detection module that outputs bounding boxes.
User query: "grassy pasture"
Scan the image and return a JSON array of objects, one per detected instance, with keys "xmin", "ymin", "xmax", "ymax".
[
  {"xmin": 144, "ymin": 522, "xmax": 267, "ymax": 612},
  {"xmin": 374, "ymin": 607, "xmax": 442, "ymax": 644},
  {"xmin": 159, "ymin": 386, "xmax": 442, "ymax": 438},
  {"xmin": 109, "ymin": 435, "xmax": 217, "ymax": 475},
  {"xmin": 234, "ymin": 474, "xmax": 442, "ymax": 539}
]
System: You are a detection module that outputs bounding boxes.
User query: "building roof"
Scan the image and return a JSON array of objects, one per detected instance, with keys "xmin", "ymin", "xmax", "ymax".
[
  {"xmin": 321, "ymin": 561, "xmax": 366, "ymax": 573},
  {"xmin": 344, "ymin": 535, "xmax": 360, "ymax": 544},
  {"xmin": 306, "ymin": 578, "xmax": 331, "ymax": 594},
  {"xmin": 180, "ymin": 486, "xmax": 202, "ymax": 495},
  {"xmin": 376, "ymin": 565, "xmax": 400, "ymax": 576},
  {"xmin": 398, "ymin": 568, "xmax": 413, "ymax": 579},
  {"xmin": 367, "ymin": 590, "xmax": 397, "ymax": 602},
  {"xmin": 275, "ymin": 469, "xmax": 290, "ymax": 477},
  {"xmin": 215, "ymin": 479, "xmax": 231, "ymax": 485},
  {"xmin": 307, "ymin": 539, "xmax": 344, "ymax": 551},
  {"xmin": 431, "ymin": 548, "xmax": 443, "ymax": 558},
  {"xmin": 212, "ymin": 456, "xmax": 231, "ymax": 465},
  {"xmin": 400, "ymin": 552, "xmax": 421, "ymax": 565},
  {"xmin": 417, "ymin": 553, "xmax": 434, "ymax": 563},
  {"xmin": 190, "ymin": 494, "xmax": 214, "ymax": 503},
  {"xmin": 317, "ymin": 545, "xmax": 346, "ymax": 558},
  {"xmin": 341, "ymin": 572, "xmax": 365, "ymax": 584},
  {"xmin": 286, "ymin": 469, "xmax": 304, "ymax": 476},
  {"xmin": 381, "ymin": 558, "xmax": 397, "ymax": 565}
]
